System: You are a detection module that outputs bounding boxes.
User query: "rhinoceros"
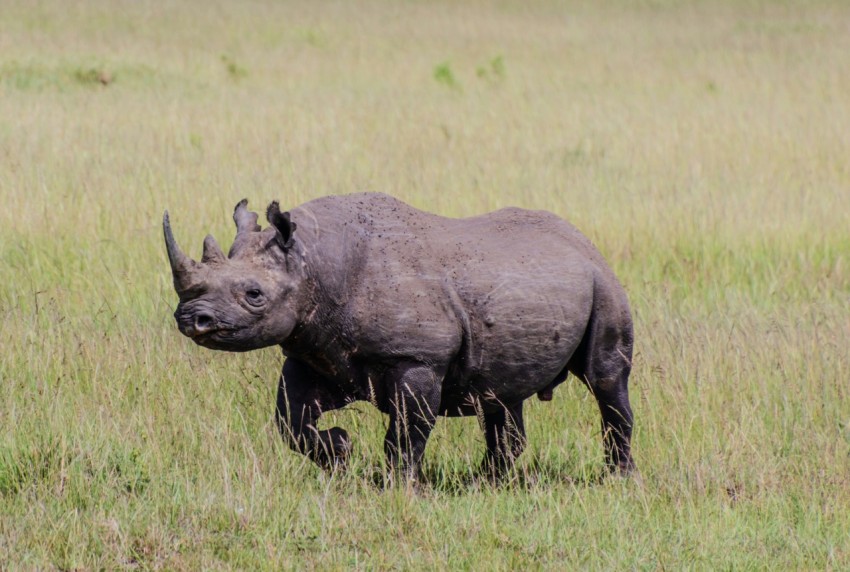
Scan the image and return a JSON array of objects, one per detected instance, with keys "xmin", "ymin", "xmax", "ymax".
[{"xmin": 164, "ymin": 193, "xmax": 635, "ymax": 481}]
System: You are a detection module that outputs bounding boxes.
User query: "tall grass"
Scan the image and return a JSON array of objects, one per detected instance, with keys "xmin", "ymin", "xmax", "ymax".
[{"xmin": 1, "ymin": 0, "xmax": 849, "ymax": 568}]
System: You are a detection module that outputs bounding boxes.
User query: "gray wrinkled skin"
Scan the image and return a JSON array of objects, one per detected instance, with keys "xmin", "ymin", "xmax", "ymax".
[{"xmin": 164, "ymin": 193, "xmax": 636, "ymax": 481}]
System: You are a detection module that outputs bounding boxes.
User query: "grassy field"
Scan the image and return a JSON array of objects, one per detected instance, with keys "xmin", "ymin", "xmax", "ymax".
[{"xmin": 2, "ymin": 0, "xmax": 849, "ymax": 568}]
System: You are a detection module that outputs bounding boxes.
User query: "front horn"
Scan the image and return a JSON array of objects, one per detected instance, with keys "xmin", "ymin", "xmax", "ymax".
[{"xmin": 163, "ymin": 211, "xmax": 200, "ymax": 293}]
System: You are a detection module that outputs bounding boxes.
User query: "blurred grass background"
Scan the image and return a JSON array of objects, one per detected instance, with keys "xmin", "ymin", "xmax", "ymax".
[{"xmin": 1, "ymin": 0, "xmax": 849, "ymax": 568}]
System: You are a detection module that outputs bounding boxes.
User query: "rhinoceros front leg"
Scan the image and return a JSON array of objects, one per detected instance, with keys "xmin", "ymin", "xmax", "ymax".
[
  {"xmin": 382, "ymin": 362, "xmax": 443, "ymax": 484},
  {"xmin": 275, "ymin": 358, "xmax": 352, "ymax": 471}
]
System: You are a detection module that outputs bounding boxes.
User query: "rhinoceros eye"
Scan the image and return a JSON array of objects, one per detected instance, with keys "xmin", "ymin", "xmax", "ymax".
[{"xmin": 245, "ymin": 288, "xmax": 265, "ymax": 306}]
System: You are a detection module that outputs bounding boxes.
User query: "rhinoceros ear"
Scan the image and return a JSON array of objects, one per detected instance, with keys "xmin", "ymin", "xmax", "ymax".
[
  {"xmin": 266, "ymin": 201, "xmax": 296, "ymax": 249},
  {"xmin": 233, "ymin": 199, "xmax": 261, "ymax": 234}
]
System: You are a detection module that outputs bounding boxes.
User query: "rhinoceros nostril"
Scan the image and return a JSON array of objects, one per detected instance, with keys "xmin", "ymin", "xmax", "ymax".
[{"xmin": 193, "ymin": 313, "xmax": 215, "ymax": 334}]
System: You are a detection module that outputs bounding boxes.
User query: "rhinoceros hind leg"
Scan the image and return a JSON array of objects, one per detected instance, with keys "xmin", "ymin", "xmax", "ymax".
[
  {"xmin": 591, "ymin": 373, "xmax": 636, "ymax": 475},
  {"xmin": 480, "ymin": 401, "xmax": 526, "ymax": 481},
  {"xmin": 569, "ymin": 309, "xmax": 636, "ymax": 475}
]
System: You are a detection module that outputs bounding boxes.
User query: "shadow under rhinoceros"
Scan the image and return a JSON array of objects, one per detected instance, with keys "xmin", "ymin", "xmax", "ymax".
[{"xmin": 349, "ymin": 459, "xmax": 611, "ymax": 496}]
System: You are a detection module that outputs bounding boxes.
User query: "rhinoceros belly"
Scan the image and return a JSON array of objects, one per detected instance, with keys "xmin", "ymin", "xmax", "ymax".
[{"xmin": 439, "ymin": 255, "xmax": 595, "ymax": 412}]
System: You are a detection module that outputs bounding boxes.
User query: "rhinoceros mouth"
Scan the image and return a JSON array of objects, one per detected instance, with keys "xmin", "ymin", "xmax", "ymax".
[
  {"xmin": 191, "ymin": 327, "xmax": 236, "ymax": 342},
  {"xmin": 176, "ymin": 317, "xmax": 237, "ymax": 343},
  {"xmin": 192, "ymin": 329, "xmax": 259, "ymax": 352}
]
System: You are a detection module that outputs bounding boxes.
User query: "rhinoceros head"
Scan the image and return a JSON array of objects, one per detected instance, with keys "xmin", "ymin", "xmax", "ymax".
[{"xmin": 163, "ymin": 199, "xmax": 303, "ymax": 351}]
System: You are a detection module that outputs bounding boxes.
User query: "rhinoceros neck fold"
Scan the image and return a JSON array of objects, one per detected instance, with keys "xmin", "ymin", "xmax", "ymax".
[{"xmin": 275, "ymin": 234, "xmax": 359, "ymax": 374}]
